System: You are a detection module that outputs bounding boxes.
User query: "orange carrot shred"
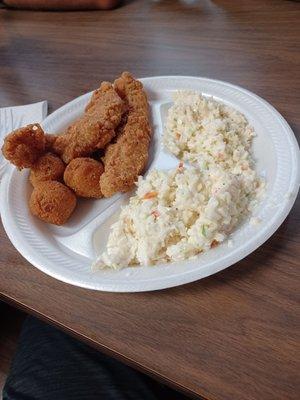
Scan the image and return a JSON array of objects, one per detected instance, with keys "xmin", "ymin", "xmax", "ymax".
[{"xmin": 143, "ymin": 191, "xmax": 158, "ymax": 200}]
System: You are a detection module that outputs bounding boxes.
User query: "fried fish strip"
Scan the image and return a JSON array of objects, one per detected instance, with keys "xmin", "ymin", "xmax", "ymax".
[
  {"xmin": 100, "ymin": 114, "xmax": 151, "ymax": 197},
  {"xmin": 114, "ymin": 71, "xmax": 149, "ymax": 120},
  {"xmin": 100, "ymin": 73, "xmax": 151, "ymax": 197},
  {"xmin": 55, "ymin": 82, "xmax": 125, "ymax": 164}
]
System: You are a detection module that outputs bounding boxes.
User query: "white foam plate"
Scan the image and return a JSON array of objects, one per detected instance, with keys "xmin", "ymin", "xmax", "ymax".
[{"xmin": 1, "ymin": 76, "xmax": 299, "ymax": 292}]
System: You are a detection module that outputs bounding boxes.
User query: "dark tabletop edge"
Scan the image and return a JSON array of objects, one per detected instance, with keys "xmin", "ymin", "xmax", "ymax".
[{"xmin": 0, "ymin": 292, "xmax": 208, "ymax": 400}]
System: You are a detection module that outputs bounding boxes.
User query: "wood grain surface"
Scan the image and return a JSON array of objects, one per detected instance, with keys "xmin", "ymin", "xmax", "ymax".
[{"xmin": 0, "ymin": 1, "xmax": 300, "ymax": 399}]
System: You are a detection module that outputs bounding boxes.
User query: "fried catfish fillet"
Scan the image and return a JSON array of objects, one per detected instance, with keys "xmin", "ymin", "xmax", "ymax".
[
  {"xmin": 54, "ymin": 82, "xmax": 125, "ymax": 164},
  {"xmin": 100, "ymin": 73, "xmax": 151, "ymax": 197}
]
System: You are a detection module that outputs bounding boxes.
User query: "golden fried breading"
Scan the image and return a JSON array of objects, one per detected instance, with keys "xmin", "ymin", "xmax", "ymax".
[
  {"xmin": 99, "ymin": 73, "xmax": 151, "ymax": 197},
  {"xmin": 1, "ymin": 124, "xmax": 45, "ymax": 169},
  {"xmin": 45, "ymin": 134, "xmax": 59, "ymax": 152},
  {"xmin": 29, "ymin": 181, "xmax": 77, "ymax": 225},
  {"xmin": 64, "ymin": 157, "xmax": 104, "ymax": 198},
  {"xmin": 51, "ymin": 133, "xmax": 70, "ymax": 157},
  {"xmin": 29, "ymin": 153, "xmax": 66, "ymax": 187},
  {"xmin": 59, "ymin": 82, "xmax": 125, "ymax": 164},
  {"xmin": 100, "ymin": 114, "xmax": 151, "ymax": 197},
  {"xmin": 114, "ymin": 72, "xmax": 149, "ymax": 120},
  {"xmin": 114, "ymin": 111, "xmax": 128, "ymax": 138},
  {"xmin": 84, "ymin": 86, "xmax": 105, "ymax": 112}
]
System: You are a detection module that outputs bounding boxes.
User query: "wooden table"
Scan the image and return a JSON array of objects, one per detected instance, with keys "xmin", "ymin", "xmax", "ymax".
[{"xmin": 0, "ymin": 1, "xmax": 299, "ymax": 399}]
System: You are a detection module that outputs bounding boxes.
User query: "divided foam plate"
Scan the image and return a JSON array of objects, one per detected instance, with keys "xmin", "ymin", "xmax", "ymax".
[{"xmin": 1, "ymin": 76, "xmax": 299, "ymax": 292}]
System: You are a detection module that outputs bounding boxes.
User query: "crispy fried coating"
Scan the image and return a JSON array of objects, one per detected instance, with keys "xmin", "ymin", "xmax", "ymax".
[
  {"xmin": 100, "ymin": 73, "xmax": 151, "ymax": 197},
  {"xmin": 84, "ymin": 86, "xmax": 106, "ymax": 112},
  {"xmin": 100, "ymin": 114, "xmax": 151, "ymax": 197},
  {"xmin": 58, "ymin": 82, "xmax": 125, "ymax": 164},
  {"xmin": 114, "ymin": 111, "xmax": 128, "ymax": 139},
  {"xmin": 45, "ymin": 134, "xmax": 59, "ymax": 152},
  {"xmin": 29, "ymin": 152, "xmax": 66, "ymax": 187},
  {"xmin": 29, "ymin": 181, "xmax": 77, "ymax": 225},
  {"xmin": 51, "ymin": 133, "xmax": 70, "ymax": 157},
  {"xmin": 64, "ymin": 157, "xmax": 104, "ymax": 198},
  {"xmin": 114, "ymin": 71, "xmax": 149, "ymax": 120},
  {"xmin": 1, "ymin": 124, "xmax": 45, "ymax": 169}
]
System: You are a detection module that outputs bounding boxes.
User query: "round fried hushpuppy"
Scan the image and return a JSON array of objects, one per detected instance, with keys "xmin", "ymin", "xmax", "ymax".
[
  {"xmin": 29, "ymin": 153, "xmax": 66, "ymax": 187},
  {"xmin": 64, "ymin": 157, "xmax": 103, "ymax": 198},
  {"xmin": 1, "ymin": 124, "xmax": 45, "ymax": 169},
  {"xmin": 29, "ymin": 181, "xmax": 77, "ymax": 225}
]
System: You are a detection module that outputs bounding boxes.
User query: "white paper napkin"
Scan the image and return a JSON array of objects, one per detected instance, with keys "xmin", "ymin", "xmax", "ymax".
[{"xmin": 0, "ymin": 101, "xmax": 48, "ymax": 179}]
